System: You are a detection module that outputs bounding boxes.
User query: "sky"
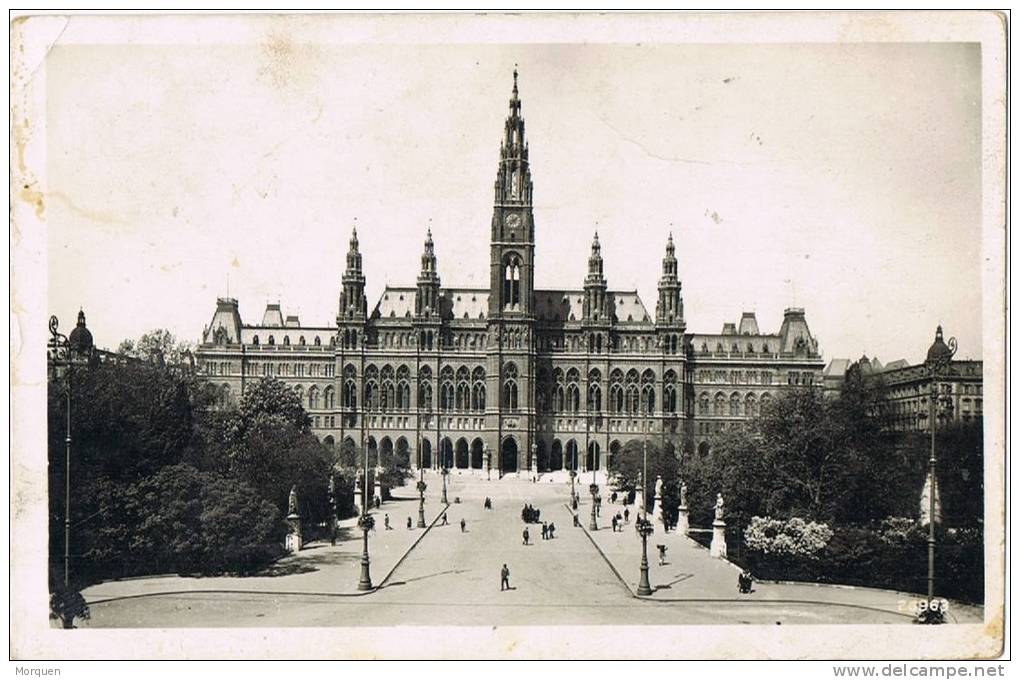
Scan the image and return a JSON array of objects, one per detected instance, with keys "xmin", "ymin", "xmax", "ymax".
[{"xmin": 44, "ymin": 38, "xmax": 984, "ymax": 365}]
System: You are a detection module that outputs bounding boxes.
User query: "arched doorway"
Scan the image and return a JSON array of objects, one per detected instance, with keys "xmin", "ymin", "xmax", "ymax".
[
  {"xmin": 396, "ymin": 437, "xmax": 410, "ymax": 468},
  {"xmin": 698, "ymin": 440, "xmax": 711, "ymax": 457},
  {"xmin": 455, "ymin": 438, "xmax": 469, "ymax": 469},
  {"xmin": 420, "ymin": 439, "xmax": 432, "ymax": 469},
  {"xmin": 565, "ymin": 440, "xmax": 579, "ymax": 471},
  {"xmin": 380, "ymin": 437, "xmax": 394, "ymax": 467},
  {"xmin": 323, "ymin": 435, "xmax": 335, "ymax": 449},
  {"xmin": 609, "ymin": 440, "xmax": 621, "ymax": 476},
  {"xmin": 586, "ymin": 441, "xmax": 600, "ymax": 471},
  {"xmin": 367, "ymin": 437, "xmax": 379, "ymax": 469},
  {"xmin": 470, "ymin": 438, "xmax": 484, "ymax": 469},
  {"xmin": 440, "ymin": 437, "xmax": 454, "ymax": 469},
  {"xmin": 500, "ymin": 437, "xmax": 519, "ymax": 474},
  {"xmin": 536, "ymin": 440, "xmax": 549, "ymax": 472},
  {"xmin": 550, "ymin": 440, "xmax": 563, "ymax": 471}
]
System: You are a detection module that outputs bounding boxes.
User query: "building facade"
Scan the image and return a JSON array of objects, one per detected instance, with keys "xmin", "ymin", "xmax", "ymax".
[
  {"xmin": 195, "ymin": 71, "xmax": 825, "ymax": 474},
  {"xmin": 825, "ymin": 330, "xmax": 983, "ymax": 434}
]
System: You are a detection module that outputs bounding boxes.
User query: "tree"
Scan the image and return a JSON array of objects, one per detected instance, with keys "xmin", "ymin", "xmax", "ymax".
[
  {"xmin": 118, "ymin": 328, "xmax": 193, "ymax": 365},
  {"xmin": 680, "ymin": 386, "xmax": 922, "ymax": 531},
  {"xmin": 610, "ymin": 438, "xmax": 681, "ymax": 527}
]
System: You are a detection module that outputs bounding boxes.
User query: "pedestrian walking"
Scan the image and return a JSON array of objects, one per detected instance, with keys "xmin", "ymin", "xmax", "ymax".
[
  {"xmin": 624, "ymin": 507, "xmax": 630, "ymax": 523},
  {"xmin": 541, "ymin": 522, "xmax": 548, "ymax": 540},
  {"xmin": 407, "ymin": 516, "xmax": 412, "ymax": 529},
  {"xmin": 573, "ymin": 513, "xmax": 580, "ymax": 527},
  {"xmin": 442, "ymin": 512, "xmax": 449, "ymax": 526},
  {"xmin": 548, "ymin": 522, "xmax": 555, "ymax": 539},
  {"xmin": 460, "ymin": 518, "xmax": 467, "ymax": 533},
  {"xmin": 522, "ymin": 527, "xmax": 530, "ymax": 545},
  {"xmin": 501, "ymin": 563, "xmax": 511, "ymax": 591},
  {"xmin": 612, "ymin": 515, "xmax": 618, "ymax": 533},
  {"xmin": 384, "ymin": 514, "xmax": 392, "ymax": 530},
  {"xmin": 657, "ymin": 544, "xmax": 668, "ymax": 566}
]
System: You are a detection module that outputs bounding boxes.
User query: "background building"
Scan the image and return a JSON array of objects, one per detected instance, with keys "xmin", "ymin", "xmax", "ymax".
[{"xmin": 195, "ymin": 72, "xmax": 825, "ymax": 474}]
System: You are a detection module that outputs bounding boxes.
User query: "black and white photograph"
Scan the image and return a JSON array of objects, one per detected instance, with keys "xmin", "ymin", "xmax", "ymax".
[{"xmin": 9, "ymin": 10, "xmax": 1007, "ymax": 664}]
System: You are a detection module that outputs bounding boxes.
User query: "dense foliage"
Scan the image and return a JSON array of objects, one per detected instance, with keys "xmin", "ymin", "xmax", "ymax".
[
  {"xmin": 677, "ymin": 381, "xmax": 983, "ymax": 602},
  {"xmin": 48, "ymin": 330, "xmax": 364, "ymax": 609}
]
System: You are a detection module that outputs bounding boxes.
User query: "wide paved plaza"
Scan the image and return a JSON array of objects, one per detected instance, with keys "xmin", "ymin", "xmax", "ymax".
[{"xmin": 80, "ymin": 474, "xmax": 982, "ymax": 628}]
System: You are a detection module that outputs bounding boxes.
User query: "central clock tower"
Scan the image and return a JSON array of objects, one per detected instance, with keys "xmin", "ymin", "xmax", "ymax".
[
  {"xmin": 487, "ymin": 68, "xmax": 537, "ymax": 476},
  {"xmin": 489, "ymin": 67, "xmax": 535, "ymax": 318}
]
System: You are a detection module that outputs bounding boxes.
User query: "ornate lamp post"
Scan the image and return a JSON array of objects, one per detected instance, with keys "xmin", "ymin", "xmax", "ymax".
[
  {"xmin": 357, "ymin": 445, "xmax": 374, "ymax": 590},
  {"xmin": 587, "ymin": 414, "xmax": 598, "ymax": 530},
  {"xmin": 48, "ymin": 315, "xmax": 78, "ymax": 589},
  {"xmin": 923, "ymin": 325, "xmax": 957, "ymax": 608},
  {"xmin": 416, "ymin": 438, "xmax": 427, "ymax": 528},
  {"xmin": 569, "ymin": 469, "xmax": 577, "ymax": 507},
  {"xmin": 328, "ymin": 473, "xmax": 338, "ymax": 546},
  {"xmin": 634, "ymin": 417, "xmax": 653, "ymax": 595},
  {"xmin": 635, "ymin": 472, "xmax": 654, "ymax": 596},
  {"xmin": 441, "ymin": 466, "xmax": 449, "ymax": 504}
]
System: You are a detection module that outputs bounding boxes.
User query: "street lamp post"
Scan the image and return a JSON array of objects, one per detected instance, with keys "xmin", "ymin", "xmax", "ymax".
[
  {"xmin": 48, "ymin": 316, "xmax": 75, "ymax": 590},
  {"xmin": 924, "ymin": 325, "xmax": 957, "ymax": 609},
  {"xmin": 588, "ymin": 416, "xmax": 598, "ymax": 531},
  {"xmin": 441, "ymin": 466, "xmax": 449, "ymax": 504},
  {"xmin": 357, "ymin": 437, "xmax": 373, "ymax": 590},
  {"xmin": 635, "ymin": 418, "xmax": 654, "ymax": 596},
  {"xmin": 417, "ymin": 438, "xmax": 427, "ymax": 528},
  {"xmin": 328, "ymin": 473, "xmax": 338, "ymax": 545}
]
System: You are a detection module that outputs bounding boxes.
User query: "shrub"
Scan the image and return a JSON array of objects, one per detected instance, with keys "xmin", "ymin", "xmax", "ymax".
[{"xmin": 744, "ymin": 516, "xmax": 833, "ymax": 557}]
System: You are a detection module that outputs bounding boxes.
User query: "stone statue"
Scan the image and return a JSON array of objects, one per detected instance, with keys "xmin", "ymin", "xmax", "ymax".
[
  {"xmin": 680, "ymin": 482, "xmax": 688, "ymax": 507},
  {"xmin": 714, "ymin": 493, "xmax": 725, "ymax": 520},
  {"xmin": 288, "ymin": 485, "xmax": 299, "ymax": 516},
  {"xmin": 654, "ymin": 475, "xmax": 664, "ymax": 498}
]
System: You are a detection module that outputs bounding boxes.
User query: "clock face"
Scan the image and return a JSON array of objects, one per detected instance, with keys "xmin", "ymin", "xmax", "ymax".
[{"xmin": 504, "ymin": 213, "xmax": 521, "ymax": 229}]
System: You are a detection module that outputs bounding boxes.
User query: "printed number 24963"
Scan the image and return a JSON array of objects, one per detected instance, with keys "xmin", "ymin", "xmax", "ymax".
[{"xmin": 898, "ymin": 598, "xmax": 949, "ymax": 614}]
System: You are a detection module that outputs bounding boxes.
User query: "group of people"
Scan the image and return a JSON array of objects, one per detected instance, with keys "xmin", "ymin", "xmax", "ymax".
[
  {"xmin": 540, "ymin": 521, "xmax": 556, "ymax": 540},
  {"xmin": 521, "ymin": 503, "xmax": 541, "ymax": 523},
  {"xmin": 609, "ymin": 508, "xmax": 631, "ymax": 532}
]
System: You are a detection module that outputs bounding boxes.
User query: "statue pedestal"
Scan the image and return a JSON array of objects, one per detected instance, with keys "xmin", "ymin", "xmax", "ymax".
[
  {"xmin": 677, "ymin": 505, "xmax": 689, "ymax": 535},
  {"xmin": 286, "ymin": 513, "xmax": 303, "ymax": 553},
  {"xmin": 710, "ymin": 519, "xmax": 727, "ymax": 559},
  {"xmin": 374, "ymin": 480, "xmax": 384, "ymax": 506},
  {"xmin": 634, "ymin": 490, "xmax": 645, "ymax": 516},
  {"xmin": 652, "ymin": 493, "xmax": 665, "ymax": 531},
  {"xmin": 354, "ymin": 488, "xmax": 365, "ymax": 515}
]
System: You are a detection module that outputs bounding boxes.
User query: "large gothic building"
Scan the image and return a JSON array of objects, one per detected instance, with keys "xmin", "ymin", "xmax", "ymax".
[{"xmin": 195, "ymin": 71, "xmax": 825, "ymax": 475}]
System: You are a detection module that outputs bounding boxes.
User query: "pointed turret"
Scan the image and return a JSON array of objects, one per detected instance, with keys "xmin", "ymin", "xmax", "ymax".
[
  {"xmin": 583, "ymin": 231, "xmax": 608, "ymax": 323},
  {"xmin": 339, "ymin": 226, "xmax": 367, "ymax": 321},
  {"xmin": 489, "ymin": 67, "xmax": 537, "ymax": 318},
  {"xmin": 416, "ymin": 226, "xmax": 442, "ymax": 318},
  {"xmin": 656, "ymin": 233, "xmax": 684, "ymax": 326}
]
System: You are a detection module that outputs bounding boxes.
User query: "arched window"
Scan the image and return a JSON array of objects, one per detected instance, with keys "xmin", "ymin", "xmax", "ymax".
[
  {"xmin": 268, "ymin": 335, "xmax": 275, "ymax": 345},
  {"xmin": 308, "ymin": 385, "xmax": 320, "ymax": 410},
  {"xmin": 503, "ymin": 254, "xmax": 522, "ymax": 309},
  {"xmin": 699, "ymin": 392, "xmax": 710, "ymax": 415},
  {"xmin": 364, "ymin": 364, "xmax": 379, "ymax": 410},
  {"xmin": 664, "ymin": 384, "xmax": 677, "ymax": 414},
  {"xmin": 714, "ymin": 392, "xmax": 726, "ymax": 416},
  {"xmin": 745, "ymin": 393, "xmax": 757, "ymax": 417},
  {"xmin": 588, "ymin": 384, "xmax": 602, "ymax": 412},
  {"xmin": 314, "ymin": 336, "xmax": 322, "ymax": 347},
  {"xmin": 730, "ymin": 392, "xmax": 741, "ymax": 416},
  {"xmin": 440, "ymin": 365, "xmax": 455, "ymax": 412},
  {"xmin": 283, "ymin": 335, "xmax": 290, "ymax": 346},
  {"xmin": 503, "ymin": 362, "xmax": 519, "ymax": 411},
  {"xmin": 418, "ymin": 366, "xmax": 433, "ymax": 412},
  {"xmin": 252, "ymin": 335, "xmax": 260, "ymax": 346},
  {"xmin": 609, "ymin": 369, "xmax": 624, "ymax": 414}
]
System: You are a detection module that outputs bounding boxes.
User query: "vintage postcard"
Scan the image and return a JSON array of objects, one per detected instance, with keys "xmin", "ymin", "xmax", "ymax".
[{"xmin": 9, "ymin": 11, "xmax": 1007, "ymax": 661}]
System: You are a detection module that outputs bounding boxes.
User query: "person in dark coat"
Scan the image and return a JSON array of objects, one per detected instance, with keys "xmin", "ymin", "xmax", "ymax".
[
  {"xmin": 501, "ymin": 564, "xmax": 510, "ymax": 591},
  {"xmin": 460, "ymin": 518, "xmax": 467, "ymax": 533},
  {"xmin": 548, "ymin": 522, "xmax": 555, "ymax": 539},
  {"xmin": 406, "ymin": 516, "xmax": 412, "ymax": 529},
  {"xmin": 522, "ymin": 527, "xmax": 530, "ymax": 545}
]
